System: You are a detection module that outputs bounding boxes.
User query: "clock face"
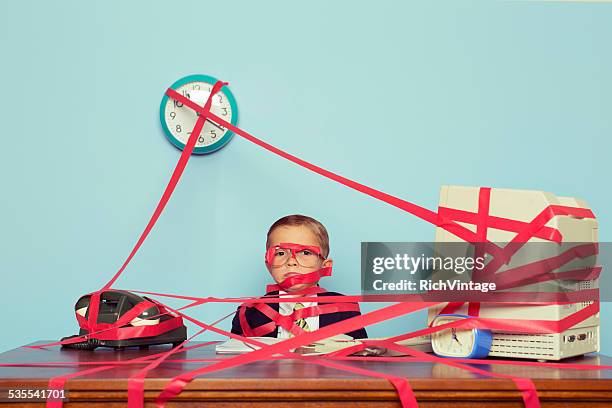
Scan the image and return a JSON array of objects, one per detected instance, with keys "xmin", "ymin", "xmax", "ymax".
[
  {"xmin": 160, "ymin": 74, "xmax": 238, "ymax": 154},
  {"xmin": 431, "ymin": 315, "xmax": 476, "ymax": 357}
]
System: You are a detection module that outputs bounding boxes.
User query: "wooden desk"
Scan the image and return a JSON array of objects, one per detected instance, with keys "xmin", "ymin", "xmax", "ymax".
[{"xmin": 0, "ymin": 341, "xmax": 610, "ymax": 407}]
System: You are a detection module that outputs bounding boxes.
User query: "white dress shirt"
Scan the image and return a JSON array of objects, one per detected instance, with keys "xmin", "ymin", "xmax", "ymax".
[{"xmin": 277, "ymin": 290, "xmax": 319, "ymax": 339}]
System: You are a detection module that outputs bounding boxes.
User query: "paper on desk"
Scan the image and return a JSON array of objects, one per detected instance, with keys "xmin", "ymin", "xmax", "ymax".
[
  {"xmin": 299, "ymin": 335, "xmax": 432, "ymax": 356},
  {"xmin": 215, "ymin": 335, "xmax": 353, "ymax": 355},
  {"xmin": 215, "ymin": 337, "xmax": 283, "ymax": 354},
  {"xmin": 215, "ymin": 335, "xmax": 432, "ymax": 356}
]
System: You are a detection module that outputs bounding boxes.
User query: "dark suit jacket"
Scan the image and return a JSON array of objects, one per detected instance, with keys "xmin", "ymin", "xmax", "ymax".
[{"xmin": 231, "ymin": 290, "xmax": 368, "ymax": 339}]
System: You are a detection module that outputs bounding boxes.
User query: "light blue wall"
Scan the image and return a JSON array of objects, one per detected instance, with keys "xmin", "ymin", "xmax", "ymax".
[{"xmin": 1, "ymin": 0, "xmax": 610, "ymax": 354}]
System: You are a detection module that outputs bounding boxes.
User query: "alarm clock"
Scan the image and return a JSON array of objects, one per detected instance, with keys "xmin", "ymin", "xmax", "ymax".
[
  {"xmin": 159, "ymin": 74, "xmax": 238, "ymax": 154},
  {"xmin": 431, "ymin": 314, "xmax": 492, "ymax": 359}
]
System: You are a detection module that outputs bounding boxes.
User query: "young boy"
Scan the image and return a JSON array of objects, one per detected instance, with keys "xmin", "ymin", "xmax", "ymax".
[{"xmin": 231, "ymin": 214, "xmax": 367, "ymax": 339}]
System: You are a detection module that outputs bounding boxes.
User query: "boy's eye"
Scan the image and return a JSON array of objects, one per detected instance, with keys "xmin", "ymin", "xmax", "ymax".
[
  {"xmin": 274, "ymin": 250, "xmax": 286, "ymax": 257},
  {"xmin": 300, "ymin": 250, "xmax": 313, "ymax": 256}
]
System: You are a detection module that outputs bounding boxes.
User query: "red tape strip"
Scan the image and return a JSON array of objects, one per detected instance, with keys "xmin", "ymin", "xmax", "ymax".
[{"xmin": 28, "ymin": 77, "xmax": 605, "ymax": 408}]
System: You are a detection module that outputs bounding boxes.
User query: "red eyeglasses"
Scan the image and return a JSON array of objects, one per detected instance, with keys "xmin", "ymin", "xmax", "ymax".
[{"xmin": 265, "ymin": 243, "xmax": 325, "ymax": 268}]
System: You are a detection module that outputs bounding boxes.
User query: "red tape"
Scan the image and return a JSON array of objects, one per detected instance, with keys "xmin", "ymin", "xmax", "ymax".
[{"xmin": 20, "ymin": 77, "xmax": 604, "ymax": 408}]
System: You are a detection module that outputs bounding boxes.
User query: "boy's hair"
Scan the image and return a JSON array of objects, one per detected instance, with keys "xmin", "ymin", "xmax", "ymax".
[{"xmin": 266, "ymin": 215, "xmax": 330, "ymax": 258}]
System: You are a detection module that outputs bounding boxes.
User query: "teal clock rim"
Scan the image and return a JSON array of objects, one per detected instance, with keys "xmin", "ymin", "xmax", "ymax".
[{"xmin": 159, "ymin": 74, "xmax": 239, "ymax": 155}]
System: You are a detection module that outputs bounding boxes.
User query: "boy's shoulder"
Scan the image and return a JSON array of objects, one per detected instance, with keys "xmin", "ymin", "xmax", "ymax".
[
  {"xmin": 263, "ymin": 290, "xmax": 346, "ymax": 297},
  {"xmin": 318, "ymin": 291, "xmax": 359, "ymax": 303},
  {"xmin": 317, "ymin": 291, "xmax": 346, "ymax": 297}
]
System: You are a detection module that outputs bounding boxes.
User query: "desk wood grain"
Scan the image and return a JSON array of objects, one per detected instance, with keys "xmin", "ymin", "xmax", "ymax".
[{"xmin": 0, "ymin": 341, "xmax": 610, "ymax": 407}]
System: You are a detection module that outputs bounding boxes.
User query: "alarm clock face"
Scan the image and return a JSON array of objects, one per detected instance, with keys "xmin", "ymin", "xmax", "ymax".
[
  {"xmin": 160, "ymin": 74, "xmax": 238, "ymax": 154},
  {"xmin": 432, "ymin": 315, "xmax": 476, "ymax": 357},
  {"xmin": 431, "ymin": 314, "xmax": 493, "ymax": 359}
]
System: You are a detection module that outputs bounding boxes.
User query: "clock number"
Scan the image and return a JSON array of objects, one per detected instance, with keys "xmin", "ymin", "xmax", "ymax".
[
  {"xmin": 222, "ymin": 107, "xmax": 228, "ymax": 116},
  {"xmin": 192, "ymin": 84, "xmax": 200, "ymax": 90},
  {"xmin": 198, "ymin": 136, "xmax": 205, "ymax": 143},
  {"xmin": 217, "ymin": 94, "xmax": 223, "ymax": 103},
  {"xmin": 210, "ymin": 130, "xmax": 217, "ymax": 139},
  {"xmin": 176, "ymin": 125, "xmax": 182, "ymax": 133},
  {"xmin": 174, "ymin": 100, "xmax": 183, "ymax": 108},
  {"xmin": 169, "ymin": 112, "xmax": 176, "ymax": 120}
]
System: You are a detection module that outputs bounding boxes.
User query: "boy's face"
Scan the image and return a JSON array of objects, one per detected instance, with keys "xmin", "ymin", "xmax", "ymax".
[{"xmin": 266, "ymin": 225, "xmax": 333, "ymax": 292}]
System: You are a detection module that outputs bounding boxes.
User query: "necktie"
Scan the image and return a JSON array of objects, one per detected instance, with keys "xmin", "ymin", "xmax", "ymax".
[{"xmin": 293, "ymin": 302, "xmax": 310, "ymax": 331}]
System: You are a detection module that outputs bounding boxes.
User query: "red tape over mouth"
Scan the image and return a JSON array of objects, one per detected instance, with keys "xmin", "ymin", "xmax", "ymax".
[{"xmin": 5, "ymin": 78, "xmax": 601, "ymax": 408}]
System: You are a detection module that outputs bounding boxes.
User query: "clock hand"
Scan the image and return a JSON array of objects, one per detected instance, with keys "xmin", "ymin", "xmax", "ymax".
[
  {"xmin": 206, "ymin": 119, "xmax": 225, "ymax": 131},
  {"xmin": 451, "ymin": 328, "xmax": 462, "ymax": 345},
  {"xmin": 195, "ymin": 113, "xmax": 225, "ymax": 131}
]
